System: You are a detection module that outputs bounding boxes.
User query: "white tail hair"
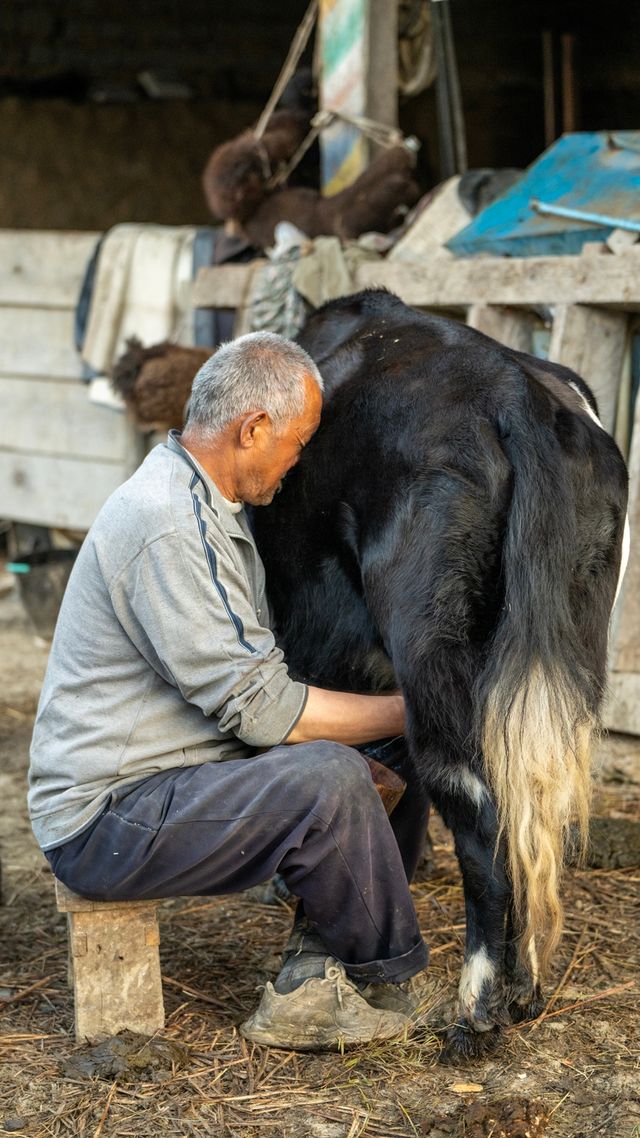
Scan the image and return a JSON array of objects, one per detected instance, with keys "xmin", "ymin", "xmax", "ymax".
[{"xmin": 482, "ymin": 661, "xmax": 594, "ymax": 972}]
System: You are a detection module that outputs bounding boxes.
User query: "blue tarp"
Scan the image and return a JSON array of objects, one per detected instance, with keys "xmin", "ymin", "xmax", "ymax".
[{"xmin": 447, "ymin": 131, "xmax": 640, "ymax": 258}]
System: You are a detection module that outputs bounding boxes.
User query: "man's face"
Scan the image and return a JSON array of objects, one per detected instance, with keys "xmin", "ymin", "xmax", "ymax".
[{"xmin": 239, "ymin": 375, "xmax": 323, "ymax": 506}]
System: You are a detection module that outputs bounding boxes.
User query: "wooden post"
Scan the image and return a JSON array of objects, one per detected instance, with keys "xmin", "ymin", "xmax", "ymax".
[
  {"xmin": 55, "ymin": 880, "xmax": 165, "ymax": 1043},
  {"xmin": 547, "ymin": 304, "xmax": 628, "ymax": 435},
  {"xmin": 608, "ymin": 380, "xmax": 640, "ymax": 681},
  {"xmin": 318, "ymin": 0, "xmax": 397, "ymax": 194},
  {"xmin": 467, "ymin": 304, "xmax": 538, "ymax": 354}
]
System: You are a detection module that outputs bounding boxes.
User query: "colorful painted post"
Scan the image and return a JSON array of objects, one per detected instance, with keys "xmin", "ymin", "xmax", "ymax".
[{"xmin": 318, "ymin": 0, "xmax": 397, "ymax": 195}]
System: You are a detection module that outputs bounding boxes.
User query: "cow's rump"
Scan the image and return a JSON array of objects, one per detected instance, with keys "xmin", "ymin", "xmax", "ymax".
[{"xmin": 253, "ymin": 289, "xmax": 628, "ymax": 1058}]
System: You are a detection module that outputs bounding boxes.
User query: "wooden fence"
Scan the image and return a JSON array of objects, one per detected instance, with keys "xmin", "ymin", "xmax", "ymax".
[
  {"xmin": 192, "ymin": 248, "xmax": 640, "ymax": 735},
  {"xmin": 0, "ymin": 230, "xmax": 144, "ymax": 532}
]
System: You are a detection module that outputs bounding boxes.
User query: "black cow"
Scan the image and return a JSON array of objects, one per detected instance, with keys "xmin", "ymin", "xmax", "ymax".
[{"xmin": 253, "ymin": 289, "xmax": 629, "ymax": 1059}]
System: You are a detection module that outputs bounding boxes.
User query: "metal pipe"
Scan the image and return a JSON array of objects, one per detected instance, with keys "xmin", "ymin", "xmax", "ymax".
[
  {"xmin": 440, "ymin": 0, "xmax": 467, "ymax": 173},
  {"xmin": 431, "ymin": 0, "xmax": 456, "ymax": 179},
  {"xmin": 531, "ymin": 199, "xmax": 640, "ymax": 233}
]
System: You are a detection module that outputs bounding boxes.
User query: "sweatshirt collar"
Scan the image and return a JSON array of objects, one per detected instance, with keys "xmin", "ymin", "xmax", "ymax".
[{"xmin": 166, "ymin": 430, "xmax": 250, "ymax": 539}]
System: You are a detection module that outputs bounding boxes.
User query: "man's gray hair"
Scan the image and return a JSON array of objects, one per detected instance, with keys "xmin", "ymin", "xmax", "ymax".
[{"xmin": 185, "ymin": 331, "xmax": 323, "ymax": 437}]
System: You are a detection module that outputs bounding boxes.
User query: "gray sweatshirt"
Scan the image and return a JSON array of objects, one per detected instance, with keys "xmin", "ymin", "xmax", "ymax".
[{"xmin": 28, "ymin": 431, "xmax": 308, "ymax": 850}]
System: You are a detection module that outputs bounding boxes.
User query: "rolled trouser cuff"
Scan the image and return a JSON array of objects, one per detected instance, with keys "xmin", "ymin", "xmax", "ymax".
[{"xmin": 339, "ymin": 937, "xmax": 430, "ymax": 985}]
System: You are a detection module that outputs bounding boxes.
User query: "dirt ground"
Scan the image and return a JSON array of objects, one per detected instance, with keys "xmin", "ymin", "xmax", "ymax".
[{"xmin": 0, "ymin": 578, "xmax": 639, "ymax": 1138}]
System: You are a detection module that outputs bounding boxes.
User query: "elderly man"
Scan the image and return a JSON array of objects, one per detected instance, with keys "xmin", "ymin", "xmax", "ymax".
[{"xmin": 28, "ymin": 332, "xmax": 428, "ymax": 1050}]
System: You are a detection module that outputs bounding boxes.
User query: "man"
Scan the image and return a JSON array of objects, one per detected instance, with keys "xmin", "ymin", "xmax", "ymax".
[{"xmin": 29, "ymin": 332, "xmax": 429, "ymax": 1050}]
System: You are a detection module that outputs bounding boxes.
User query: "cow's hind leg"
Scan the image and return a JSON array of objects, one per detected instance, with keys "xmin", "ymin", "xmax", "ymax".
[
  {"xmin": 438, "ymin": 779, "xmax": 511, "ymax": 1061},
  {"xmin": 504, "ymin": 901, "xmax": 545, "ymax": 1023},
  {"xmin": 389, "ymin": 783, "xmax": 430, "ymax": 882}
]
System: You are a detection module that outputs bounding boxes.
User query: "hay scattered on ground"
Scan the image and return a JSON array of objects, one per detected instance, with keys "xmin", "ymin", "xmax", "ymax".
[{"xmin": 1, "ymin": 808, "xmax": 639, "ymax": 1138}]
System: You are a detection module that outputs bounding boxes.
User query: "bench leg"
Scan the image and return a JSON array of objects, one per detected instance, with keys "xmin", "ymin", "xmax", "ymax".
[{"xmin": 68, "ymin": 905, "xmax": 165, "ymax": 1043}]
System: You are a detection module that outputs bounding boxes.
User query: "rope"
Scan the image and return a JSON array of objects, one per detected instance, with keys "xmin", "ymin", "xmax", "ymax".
[
  {"xmin": 253, "ymin": 0, "xmax": 420, "ymax": 190},
  {"xmin": 254, "ymin": 0, "xmax": 318, "ymax": 140},
  {"xmin": 267, "ymin": 110, "xmax": 420, "ymax": 191}
]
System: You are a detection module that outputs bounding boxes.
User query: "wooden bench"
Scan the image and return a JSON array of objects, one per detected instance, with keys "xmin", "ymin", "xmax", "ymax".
[
  {"xmin": 52, "ymin": 760, "xmax": 403, "ymax": 1042},
  {"xmin": 55, "ymin": 879, "xmax": 165, "ymax": 1043}
]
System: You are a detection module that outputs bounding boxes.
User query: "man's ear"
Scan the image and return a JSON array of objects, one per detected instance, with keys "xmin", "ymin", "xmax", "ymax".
[{"xmin": 238, "ymin": 411, "xmax": 269, "ymax": 449}]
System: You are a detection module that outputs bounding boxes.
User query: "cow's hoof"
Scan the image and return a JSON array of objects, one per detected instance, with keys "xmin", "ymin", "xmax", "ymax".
[
  {"xmin": 508, "ymin": 990, "xmax": 545, "ymax": 1024},
  {"xmin": 438, "ymin": 1023, "xmax": 502, "ymax": 1064}
]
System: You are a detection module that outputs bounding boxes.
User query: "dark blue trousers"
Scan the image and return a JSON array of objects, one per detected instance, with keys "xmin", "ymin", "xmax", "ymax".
[{"xmin": 46, "ymin": 741, "xmax": 428, "ymax": 984}]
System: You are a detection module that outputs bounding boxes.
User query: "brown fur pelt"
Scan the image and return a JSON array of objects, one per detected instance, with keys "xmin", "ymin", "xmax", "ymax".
[
  {"xmin": 242, "ymin": 146, "xmax": 421, "ymax": 249},
  {"xmin": 111, "ymin": 338, "xmax": 213, "ymax": 431},
  {"xmin": 202, "ymin": 110, "xmax": 310, "ymax": 224}
]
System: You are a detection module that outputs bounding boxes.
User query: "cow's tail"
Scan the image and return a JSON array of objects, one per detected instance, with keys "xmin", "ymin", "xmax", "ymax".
[{"xmin": 478, "ymin": 397, "xmax": 612, "ymax": 974}]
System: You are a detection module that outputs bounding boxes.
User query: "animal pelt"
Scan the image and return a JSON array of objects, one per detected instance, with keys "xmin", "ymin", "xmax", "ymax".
[
  {"xmin": 203, "ymin": 102, "xmax": 421, "ymax": 250},
  {"xmin": 242, "ymin": 146, "xmax": 421, "ymax": 250},
  {"xmin": 202, "ymin": 109, "xmax": 311, "ymax": 225},
  {"xmin": 111, "ymin": 338, "xmax": 212, "ymax": 431}
]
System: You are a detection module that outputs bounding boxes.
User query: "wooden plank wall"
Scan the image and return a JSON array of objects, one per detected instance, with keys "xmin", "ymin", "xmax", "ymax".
[
  {"xmin": 192, "ymin": 255, "xmax": 640, "ymax": 735},
  {"xmin": 0, "ymin": 231, "xmax": 145, "ymax": 531}
]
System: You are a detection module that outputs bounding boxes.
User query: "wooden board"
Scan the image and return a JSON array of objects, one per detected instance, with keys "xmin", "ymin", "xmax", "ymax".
[
  {"xmin": 318, "ymin": 0, "xmax": 397, "ymax": 194},
  {"xmin": 192, "ymin": 250, "xmax": 640, "ymax": 311},
  {"xmin": 318, "ymin": 0, "xmax": 369, "ymax": 193},
  {"xmin": 467, "ymin": 304, "xmax": 538, "ymax": 353},
  {"xmin": 0, "ymin": 450, "xmax": 143, "ymax": 530},
  {"xmin": 609, "ymin": 371, "xmax": 640, "ymax": 676},
  {"xmin": 605, "ymin": 672, "xmax": 640, "ymax": 736},
  {"xmin": 192, "ymin": 262, "xmax": 266, "ymax": 310},
  {"xmin": 0, "ymin": 307, "xmax": 84, "ymax": 379},
  {"xmin": 354, "ymin": 250, "xmax": 640, "ymax": 309},
  {"xmin": 0, "ymin": 377, "xmax": 134, "ymax": 462},
  {"xmin": 0, "ymin": 230, "xmax": 99, "ymax": 308},
  {"xmin": 69, "ymin": 907, "xmax": 164, "ymax": 1042},
  {"xmin": 548, "ymin": 305, "xmax": 627, "ymax": 434}
]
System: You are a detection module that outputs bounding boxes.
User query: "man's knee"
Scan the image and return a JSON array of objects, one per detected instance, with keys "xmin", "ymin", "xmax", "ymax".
[{"xmin": 288, "ymin": 740, "xmax": 374, "ymax": 801}]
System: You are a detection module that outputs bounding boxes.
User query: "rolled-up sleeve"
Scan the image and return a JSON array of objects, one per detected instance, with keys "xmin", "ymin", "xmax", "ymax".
[{"xmin": 109, "ymin": 523, "xmax": 307, "ymax": 747}]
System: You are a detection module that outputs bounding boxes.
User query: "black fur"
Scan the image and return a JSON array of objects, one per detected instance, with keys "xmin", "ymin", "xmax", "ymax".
[{"xmin": 253, "ymin": 289, "xmax": 628, "ymax": 1059}]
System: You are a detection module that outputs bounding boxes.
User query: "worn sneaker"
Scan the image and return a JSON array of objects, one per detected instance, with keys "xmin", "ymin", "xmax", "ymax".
[
  {"xmin": 272, "ymin": 921, "xmax": 328, "ymax": 994},
  {"xmin": 240, "ymin": 958, "xmax": 412, "ymax": 1051},
  {"xmin": 356, "ymin": 978, "xmax": 419, "ymax": 1016}
]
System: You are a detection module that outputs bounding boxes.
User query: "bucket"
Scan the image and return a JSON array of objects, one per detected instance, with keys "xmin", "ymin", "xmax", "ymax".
[{"xmin": 6, "ymin": 549, "xmax": 78, "ymax": 639}]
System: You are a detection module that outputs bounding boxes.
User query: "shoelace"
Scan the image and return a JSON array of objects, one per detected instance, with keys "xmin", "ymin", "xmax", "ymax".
[{"xmin": 325, "ymin": 962, "xmax": 351, "ymax": 1010}]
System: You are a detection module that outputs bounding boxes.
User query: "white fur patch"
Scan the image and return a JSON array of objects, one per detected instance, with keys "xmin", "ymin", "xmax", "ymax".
[
  {"xmin": 616, "ymin": 513, "xmax": 631, "ymax": 608},
  {"xmin": 568, "ymin": 381, "xmax": 603, "ymax": 429},
  {"xmin": 446, "ymin": 766, "xmax": 488, "ymax": 808},
  {"xmin": 458, "ymin": 947, "xmax": 496, "ymax": 1016}
]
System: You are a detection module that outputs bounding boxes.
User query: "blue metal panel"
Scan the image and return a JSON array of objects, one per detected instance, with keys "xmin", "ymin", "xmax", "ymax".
[{"xmin": 447, "ymin": 132, "xmax": 640, "ymax": 257}]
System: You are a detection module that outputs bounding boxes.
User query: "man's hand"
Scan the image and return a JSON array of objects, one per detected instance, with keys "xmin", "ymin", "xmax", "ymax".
[{"xmin": 285, "ymin": 686, "xmax": 405, "ymax": 746}]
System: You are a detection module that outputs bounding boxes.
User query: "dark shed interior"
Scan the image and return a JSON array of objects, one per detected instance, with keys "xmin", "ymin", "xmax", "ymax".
[{"xmin": 1, "ymin": 0, "xmax": 638, "ymax": 231}]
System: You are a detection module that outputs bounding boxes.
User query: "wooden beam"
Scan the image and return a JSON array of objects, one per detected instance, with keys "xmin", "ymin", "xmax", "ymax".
[
  {"xmin": 354, "ymin": 250, "xmax": 640, "ymax": 310},
  {"xmin": 0, "ymin": 307, "xmax": 84, "ymax": 379},
  {"xmin": 365, "ymin": 0, "xmax": 398, "ymax": 131},
  {"xmin": 605, "ymin": 673, "xmax": 640, "ymax": 736},
  {"xmin": 0, "ymin": 231, "xmax": 99, "ymax": 308},
  {"xmin": 548, "ymin": 305, "xmax": 628, "ymax": 434},
  {"xmin": 0, "ymin": 450, "xmax": 143, "ymax": 530},
  {"xmin": 0, "ymin": 376, "xmax": 136, "ymax": 462},
  {"xmin": 192, "ymin": 251, "xmax": 640, "ymax": 312},
  {"xmin": 318, "ymin": 0, "xmax": 397, "ymax": 193},
  {"xmin": 467, "ymin": 305, "xmax": 538, "ymax": 353},
  {"xmin": 609, "ymin": 373, "xmax": 640, "ymax": 676},
  {"xmin": 191, "ymin": 262, "xmax": 266, "ymax": 310}
]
